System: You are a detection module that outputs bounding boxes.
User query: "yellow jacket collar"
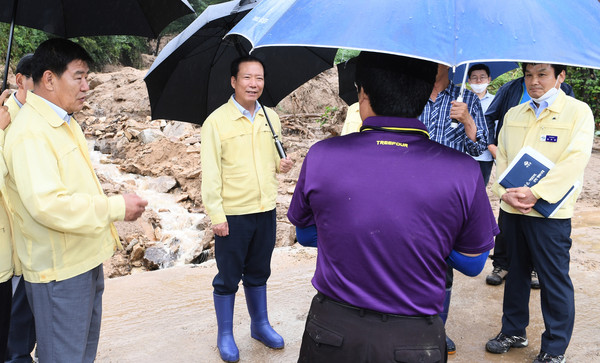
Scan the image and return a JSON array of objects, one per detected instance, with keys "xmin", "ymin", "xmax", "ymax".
[{"xmin": 26, "ymin": 91, "xmax": 69, "ymax": 128}]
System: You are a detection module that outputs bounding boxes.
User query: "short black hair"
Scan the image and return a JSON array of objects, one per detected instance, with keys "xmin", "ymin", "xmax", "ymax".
[
  {"xmin": 230, "ymin": 55, "xmax": 266, "ymax": 78},
  {"xmin": 16, "ymin": 53, "xmax": 34, "ymax": 77},
  {"xmin": 31, "ymin": 38, "xmax": 93, "ymax": 83},
  {"xmin": 355, "ymin": 52, "xmax": 437, "ymax": 118},
  {"xmin": 467, "ymin": 63, "xmax": 490, "ymax": 78},
  {"xmin": 521, "ymin": 63, "xmax": 567, "ymax": 78}
]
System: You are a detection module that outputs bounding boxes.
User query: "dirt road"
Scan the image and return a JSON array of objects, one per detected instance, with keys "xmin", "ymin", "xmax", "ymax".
[{"xmin": 96, "ymin": 209, "xmax": 600, "ymax": 363}]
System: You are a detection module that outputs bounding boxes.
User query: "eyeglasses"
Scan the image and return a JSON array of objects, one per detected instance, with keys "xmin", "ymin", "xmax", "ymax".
[{"xmin": 469, "ymin": 75, "xmax": 489, "ymax": 82}]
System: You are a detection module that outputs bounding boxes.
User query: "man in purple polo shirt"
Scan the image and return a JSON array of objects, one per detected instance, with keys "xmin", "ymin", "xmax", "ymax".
[{"xmin": 288, "ymin": 52, "xmax": 498, "ymax": 362}]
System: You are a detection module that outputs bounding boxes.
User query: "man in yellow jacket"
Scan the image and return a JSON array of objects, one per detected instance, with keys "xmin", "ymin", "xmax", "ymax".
[
  {"xmin": 3, "ymin": 38, "xmax": 148, "ymax": 363},
  {"xmin": 3, "ymin": 53, "xmax": 38, "ymax": 363},
  {"xmin": 0, "ymin": 88, "xmax": 16, "ymax": 360},
  {"xmin": 486, "ymin": 63, "xmax": 595, "ymax": 363},
  {"xmin": 201, "ymin": 55, "xmax": 293, "ymax": 362}
]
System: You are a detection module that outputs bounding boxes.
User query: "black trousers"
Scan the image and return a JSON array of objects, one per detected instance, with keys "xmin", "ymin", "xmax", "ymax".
[
  {"xmin": 299, "ymin": 293, "xmax": 447, "ymax": 363},
  {"xmin": 501, "ymin": 213, "xmax": 574, "ymax": 355},
  {"xmin": 6, "ymin": 277, "xmax": 36, "ymax": 361},
  {"xmin": 0, "ymin": 279, "xmax": 12, "ymax": 360},
  {"xmin": 490, "ymin": 209, "xmax": 509, "ymax": 269},
  {"xmin": 212, "ymin": 209, "xmax": 277, "ymax": 295}
]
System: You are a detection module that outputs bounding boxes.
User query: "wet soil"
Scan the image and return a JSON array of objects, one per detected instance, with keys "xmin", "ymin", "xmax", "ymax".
[{"xmin": 96, "ymin": 204, "xmax": 600, "ymax": 362}]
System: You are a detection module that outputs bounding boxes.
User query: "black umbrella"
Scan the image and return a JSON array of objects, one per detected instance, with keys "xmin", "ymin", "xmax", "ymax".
[
  {"xmin": 336, "ymin": 57, "xmax": 358, "ymax": 106},
  {"xmin": 144, "ymin": 0, "xmax": 337, "ymax": 125},
  {"xmin": 1, "ymin": 0, "xmax": 195, "ymax": 90}
]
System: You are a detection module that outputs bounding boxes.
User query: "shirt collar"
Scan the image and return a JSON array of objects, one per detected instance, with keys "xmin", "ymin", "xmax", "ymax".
[
  {"xmin": 480, "ymin": 91, "xmax": 492, "ymax": 101},
  {"xmin": 528, "ymin": 88, "xmax": 560, "ymax": 117},
  {"xmin": 361, "ymin": 116, "xmax": 429, "ymax": 133},
  {"xmin": 12, "ymin": 92, "xmax": 24, "ymax": 108},
  {"xmin": 39, "ymin": 97, "xmax": 71, "ymax": 124},
  {"xmin": 231, "ymin": 94, "xmax": 261, "ymax": 122}
]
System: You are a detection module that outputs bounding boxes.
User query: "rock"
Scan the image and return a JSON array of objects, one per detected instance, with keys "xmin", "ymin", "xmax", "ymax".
[
  {"xmin": 148, "ymin": 175, "xmax": 178, "ymax": 193},
  {"xmin": 139, "ymin": 129, "xmax": 164, "ymax": 144},
  {"xmin": 144, "ymin": 246, "xmax": 175, "ymax": 269},
  {"xmin": 95, "ymin": 138, "xmax": 115, "ymax": 154},
  {"xmin": 130, "ymin": 244, "xmax": 145, "ymax": 262},
  {"xmin": 275, "ymin": 223, "xmax": 296, "ymax": 247},
  {"xmin": 163, "ymin": 121, "xmax": 196, "ymax": 142}
]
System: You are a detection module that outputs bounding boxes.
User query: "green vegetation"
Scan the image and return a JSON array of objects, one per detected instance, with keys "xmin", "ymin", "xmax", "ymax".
[
  {"xmin": 0, "ymin": 24, "xmax": 149, "ymax": 71},
  {"xmin": 335, "ymin": 49, "xmax": 360, "ymax": 64},
  {"xmin": 318, "ymin": 106, "xmax": 338, "ymax": 127},
  {"xmin": 566, "ymin": 68, "xmax": 600, "ymax": 130}
]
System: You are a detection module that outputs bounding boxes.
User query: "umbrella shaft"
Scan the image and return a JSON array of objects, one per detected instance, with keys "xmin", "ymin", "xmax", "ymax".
[{"xmin": 2, "ymin": 0, "xmax": 19, "ymax": 92}]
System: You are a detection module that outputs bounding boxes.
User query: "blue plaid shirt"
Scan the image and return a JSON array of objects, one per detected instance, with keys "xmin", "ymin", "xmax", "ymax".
[{"xmin": 418, "ymin": 82, "xmax": 488, "ymax": 156}]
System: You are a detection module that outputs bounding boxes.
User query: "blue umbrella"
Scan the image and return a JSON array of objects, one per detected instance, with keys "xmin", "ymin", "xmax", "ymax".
[
  {"xmin": 227, "ymin": 0, "xmax": 600, "ymax": 69},
  {"xmin": 450, "ymin": 62, "xmax": 518, "ymax": 84}
]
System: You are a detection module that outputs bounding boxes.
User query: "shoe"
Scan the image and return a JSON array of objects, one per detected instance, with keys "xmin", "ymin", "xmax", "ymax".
[
  {"xmin": 485, "ymin": 332, "xmax": 528, "ymax": 354},
  {"xmin": 486, "ymin": 267, "xmax": 508, "ymax": 285},
  {"xmin": 446, "ymin": 336, "xmax": 456, "ymax": 355},
  {"xmin": 531, "ymin": 270, "xmax": 541, "ymax": 289},
  {"xmin": 533, "ymin": 351, "xmax": 566, "ymax": 363}
]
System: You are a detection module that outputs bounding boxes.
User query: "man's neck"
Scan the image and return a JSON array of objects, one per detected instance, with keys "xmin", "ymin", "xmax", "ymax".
[
  {"xmin": 234, "ymin": 96, "xmax": 256, "ymax": 114},
  {"xmin": 476, "ymin": 90, "xmax": 487, "ymax": 99},
  {"xmin": 16, "ymin": 89, "xmax": 27, "ymax": 105}
]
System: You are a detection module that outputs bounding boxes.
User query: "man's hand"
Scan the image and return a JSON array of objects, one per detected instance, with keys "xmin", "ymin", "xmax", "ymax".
[
  {"xmin": 488, "ymin": 144, "xmax": 498, "ymax": 159},
  {"xmin": 0, "ymin": 89, "xmax": 12, "ymax": 130},
  {"xmin": 123, "ymin": 193, "xmax": 148, "ymax": 221},
  {"xmin": 449, "ymin": 101, "xmax": 472, "ymax": 125},
  {"xmin": 450, "ymin": 100, "xmax": 478, "ymax": 142},
  {"xmin": 213, "ymin": 222, "xmax": 229, "ymax": 237},
  {"xmin": 502, "ymin": 186, "xmax": 537, "ymax": 214},
  {"xmin": 279, "ymin": 156, "xmax": 293, "ymax": 174}
]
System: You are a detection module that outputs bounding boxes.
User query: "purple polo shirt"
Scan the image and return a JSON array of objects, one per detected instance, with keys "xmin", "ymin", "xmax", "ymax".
[{"xmin": 288, "ymin": 116, "xmax": 498, "ymax": 315}]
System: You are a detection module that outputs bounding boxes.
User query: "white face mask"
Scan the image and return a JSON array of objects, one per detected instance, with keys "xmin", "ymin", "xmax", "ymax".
[
  {"xmin": 529, "ymin": 78, "xmax": 560, "ymax": 104},
  {"xmin": 470, "ymin": 82, "xmax": 488, "ymax": 94}
]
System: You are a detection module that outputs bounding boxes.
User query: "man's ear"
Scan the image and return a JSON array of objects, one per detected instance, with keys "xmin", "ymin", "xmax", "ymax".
[
  {"xmin": 42, "ymin": 70, "xmax": 55, "ymax": 91},
  {"xmin": 15, "ymin": 73, "xmax": 23, "ymax": 89},
  {"xmin": 557, "ymin": 70, "xmax": 566, "ymax": 84},
  {"xmin": 231, "ymin": 76, "xmax": 237, "ymax": 90}
]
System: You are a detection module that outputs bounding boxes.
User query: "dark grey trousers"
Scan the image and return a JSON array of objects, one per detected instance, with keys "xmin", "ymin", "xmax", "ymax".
[{"xmin": 25, "ymin": 265, "xmax": 104, "ymax": 363}]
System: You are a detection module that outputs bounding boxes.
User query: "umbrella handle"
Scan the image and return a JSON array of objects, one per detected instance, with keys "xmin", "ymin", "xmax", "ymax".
[
  {"xmin": 274, "ymin": 138, "xmax": 287, "ymax": 159},
  {"xmin": 450, "ymin": 94, "xmax": 463, "ymax": 129},
  {"xmin": 451, "ymin": 62, "xmax": 470, "ymax": 129},
  {"xmin": 259, "ymin": 101, "xmax": 287, "ymax": 159}
]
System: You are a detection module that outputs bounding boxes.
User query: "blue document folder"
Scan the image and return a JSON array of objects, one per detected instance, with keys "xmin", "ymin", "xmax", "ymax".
[{"xmin": 497, "ymin": 146, "xmax": 579, "ymax": 218}]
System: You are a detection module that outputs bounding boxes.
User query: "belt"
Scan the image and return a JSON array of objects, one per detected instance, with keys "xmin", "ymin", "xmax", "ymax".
[{"xmin": 315, "ymin": 292, "xmax": 438, "ymax": 323}]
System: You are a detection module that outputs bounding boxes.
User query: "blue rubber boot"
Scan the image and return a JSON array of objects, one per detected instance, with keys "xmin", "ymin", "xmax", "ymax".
[
  {"xmin": 213, "ymin": 293, "xmax": 239, "ymax": 362},
  {"xmin": 244, "ymin": 285, "xmax": 284, "ymax": 349},
  {"xmin": 440, "ymin": 288, "xmax": 456, "ymax": 355}
]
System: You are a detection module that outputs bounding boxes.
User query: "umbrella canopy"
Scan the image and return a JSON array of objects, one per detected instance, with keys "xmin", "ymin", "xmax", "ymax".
[
  {"xmin": 144, "ymin": 0, "xmax": 336, "ymax": 124},
  {"xmin": 1, "ymin": 0, "xmax": 194, "ymax": 90},
  {"xmin": 0, "ymin": 0, "xmax": 194, "ymax": 38},
  {"xmin": 228, "ymin": 0, "xmax": 600, "ymax": 69},
  {"xmin": 337, "ymin": 59, "xmax": 518, "ymax": 105}
]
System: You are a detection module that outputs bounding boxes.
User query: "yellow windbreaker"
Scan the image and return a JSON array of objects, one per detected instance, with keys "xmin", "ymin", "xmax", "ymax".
[
  {"xmin": 0, "ymin": 128, "xmax": 17, "ymax": 283},
  {"xmin": 1, "ymin": 93, "xmax": 21, "ymax": 282},
  {"xmin": 340, "ymin": 102, "xmax": 362, "ymax": 136},
  {"xmin": 493, "ymin": 90, "xmax": 595, "ymax": 218},
  {"xmin": 3, "ymin": 91, "xmax": 125, "ymax": 283},
  {"xmin": 201, "ymin": 98, "xmax": 282, "ymax": 225}
]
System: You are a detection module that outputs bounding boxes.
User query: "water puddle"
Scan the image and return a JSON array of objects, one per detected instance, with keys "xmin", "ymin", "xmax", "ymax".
[{"xmin": 88, "ymin": 140, "xmax": 205, "ymax": 267}]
